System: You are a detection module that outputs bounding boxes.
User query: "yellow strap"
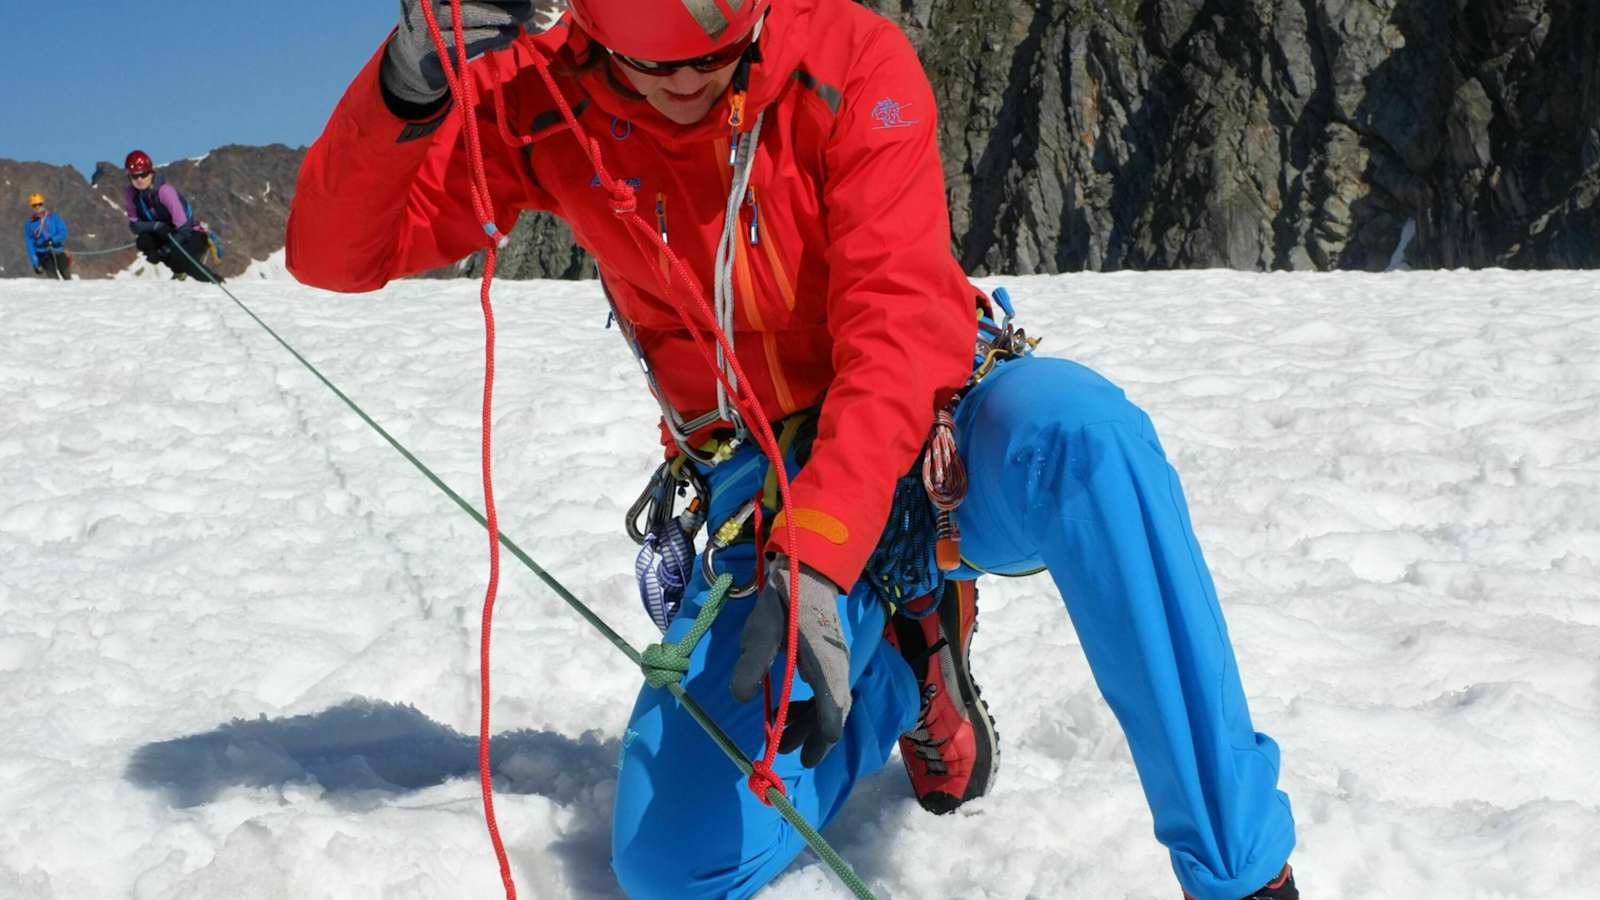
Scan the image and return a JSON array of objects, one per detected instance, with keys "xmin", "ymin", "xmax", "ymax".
[{"xmin": 761, "ymin": 412, "xmax": 812, "ymax": 509}]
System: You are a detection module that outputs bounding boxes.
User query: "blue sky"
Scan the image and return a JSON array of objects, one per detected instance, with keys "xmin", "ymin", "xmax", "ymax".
[{"xmin": 1, "ymin": 1, "xmax": 398, "ymax": 177}]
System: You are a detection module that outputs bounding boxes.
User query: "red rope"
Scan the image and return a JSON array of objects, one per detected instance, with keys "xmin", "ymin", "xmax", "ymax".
[
  {"xmin": 415, "ymin": 5, "xmax": 517, "ymax": 898},
  {"xmin": 517, "ymin": 36, "xmax": 804, "ymax": 804},
  {"xmin": 412, "ymin": 10, "xmax": 811, "ymax": 891}
]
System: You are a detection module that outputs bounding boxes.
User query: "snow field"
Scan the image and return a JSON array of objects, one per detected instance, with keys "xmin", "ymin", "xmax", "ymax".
[{"xmin": 1, "ymin": 269, "xmax": 1597, "ymax": 898}]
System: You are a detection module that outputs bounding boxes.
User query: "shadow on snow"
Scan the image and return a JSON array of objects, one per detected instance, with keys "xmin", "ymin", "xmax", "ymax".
[{"xmin": 125, "ymin": 697, "xmax": 624, "ymax": 895}]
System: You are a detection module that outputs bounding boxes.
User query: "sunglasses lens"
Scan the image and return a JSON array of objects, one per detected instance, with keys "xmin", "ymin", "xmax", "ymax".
[
  {"xmin": 619, "ymin": 55, "xmax": 670, "ymax": 73},
  {"xmin": 611, "ymin": 28, "xmax": 755, "ymax": 75}
]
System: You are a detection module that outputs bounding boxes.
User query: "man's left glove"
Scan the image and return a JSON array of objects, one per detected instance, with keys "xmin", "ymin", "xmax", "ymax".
[
  {"xmin": 383, "ymin": 0, "xmax": 538, "ymax": 106},
  {"xmin": 731, "ymin": 552, "xmax": 851, "ymax": 767}
]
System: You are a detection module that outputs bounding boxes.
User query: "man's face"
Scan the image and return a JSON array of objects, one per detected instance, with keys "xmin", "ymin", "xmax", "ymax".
[
  {"xmin": 605, "ymin": 19, "xmax": 761, "ymax": 126},
  {"xmin": 615, "ymin": 60, "xmax": 742, "ymax": 125}
]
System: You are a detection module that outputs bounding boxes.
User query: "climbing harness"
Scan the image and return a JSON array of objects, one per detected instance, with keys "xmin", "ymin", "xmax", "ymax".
[
  {"xmin": 604, "ymin": 284, "xmax": 746, "ymax": 465},
  {"xmin": 863, "ymin": 287, "xmax": 1041, "ymax": 614},
  {"xmin": 631, "ymin": 401, "xmax": 822, "ymax": 618}
]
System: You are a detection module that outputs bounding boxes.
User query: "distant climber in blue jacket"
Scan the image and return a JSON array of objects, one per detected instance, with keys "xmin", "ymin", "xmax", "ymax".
[{"xmin": 23, "ymin": 192, "xmax": 70, "ymax": 280}]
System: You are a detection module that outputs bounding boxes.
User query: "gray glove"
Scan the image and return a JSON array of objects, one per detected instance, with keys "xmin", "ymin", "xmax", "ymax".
[
  {"xmin": 731, "ymin": 553, "xmax": 851, "ymax": 768},
  {"xmin": 382, "ymin": 0, "xmax": 538, "ymax": 106}
]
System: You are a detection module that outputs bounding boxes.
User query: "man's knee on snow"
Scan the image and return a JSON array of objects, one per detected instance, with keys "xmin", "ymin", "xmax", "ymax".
[
  {"xmin": 610, "ymin": 719, "xmax": 763, "ymax": 900},
  {"xmin": 612, "ymin": 812, "xmax": 768, "ymax": 900}
]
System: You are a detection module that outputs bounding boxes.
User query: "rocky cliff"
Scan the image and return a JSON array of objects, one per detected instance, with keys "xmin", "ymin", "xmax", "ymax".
[{"xmin": 870, "ymin": 0, "xmax": 1598, "ymax": 272}]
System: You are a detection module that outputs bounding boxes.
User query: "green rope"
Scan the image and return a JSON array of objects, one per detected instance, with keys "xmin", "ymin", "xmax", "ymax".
[
  {"xmin": 640, "ymin": 573, "xmax": 733, "ymax": 688},
  {"xmin": 71, "ymin": 240, "xmax": 139, "ymax": 257},
  {"xmin": 165, "ymin": 235, "xmax": 878, "ymax": 900}
]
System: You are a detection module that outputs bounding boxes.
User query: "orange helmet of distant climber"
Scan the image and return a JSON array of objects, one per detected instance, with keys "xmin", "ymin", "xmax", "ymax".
[{"xmin": 28, "ymin": 192, "xmax": 45, "ymax": 206}]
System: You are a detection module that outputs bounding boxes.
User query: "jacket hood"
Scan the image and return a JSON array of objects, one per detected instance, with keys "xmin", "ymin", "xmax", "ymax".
[{"xmin": 557, "ymin": 0, "xmax": 814, "ymax": 147}]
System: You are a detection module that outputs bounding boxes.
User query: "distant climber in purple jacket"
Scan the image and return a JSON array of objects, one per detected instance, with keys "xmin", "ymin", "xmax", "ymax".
[{"xmin": 123, "ymin": 149, "xmax": 221, "ymax": 282}]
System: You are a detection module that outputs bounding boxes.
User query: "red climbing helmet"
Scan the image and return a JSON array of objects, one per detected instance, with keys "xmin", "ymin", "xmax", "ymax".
[
  {"xmin": 569, "ymin": 0, "xmax": 771, "ymax": 64},
  {"xmin": 124, "ymin": 150, "xmax": 154, "ymax": 176}
]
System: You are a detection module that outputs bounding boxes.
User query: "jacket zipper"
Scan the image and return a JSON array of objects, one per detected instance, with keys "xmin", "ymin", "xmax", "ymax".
[{"xmin": 655, "ymin": 192, "xmax": 669, "ymax": 277}]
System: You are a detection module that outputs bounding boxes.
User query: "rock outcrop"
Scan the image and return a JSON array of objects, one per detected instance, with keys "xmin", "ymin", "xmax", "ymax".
[{"xmin": 870, "ymin": 0, "xmax": 1598, "ymax": 272}]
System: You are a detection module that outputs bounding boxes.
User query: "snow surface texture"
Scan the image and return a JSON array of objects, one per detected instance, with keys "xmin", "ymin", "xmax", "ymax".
[{"xmin": 2, "ymin": 271, "xmax": 1597, "ymax": 899}]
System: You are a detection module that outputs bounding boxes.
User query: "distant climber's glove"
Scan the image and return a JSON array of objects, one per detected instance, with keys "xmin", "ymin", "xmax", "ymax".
[
  {"xmin": 153, "ymin": 222, "xmax": 174, "ymax": 238},
  {"xmin": 382, "ymin": 0, "xmax": 538, "ymax": 106},
  {"xmin": 33, "ymin": 265, "xmax": 42, "ymax": 275},
  {"xmin": 730, "ymin": 553, "xmax": 852, "ymax": 768}
]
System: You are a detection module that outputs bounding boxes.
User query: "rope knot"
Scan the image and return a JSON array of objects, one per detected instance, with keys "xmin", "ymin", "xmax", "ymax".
[
  {"xmin": 640, "ymin": 642, "xmax": 691, "ymax": 689},
  {"xmin": 609, "ymin": 181, "xmax": 638, "ymax": 215},
  {"xmin": 747, "ymin": 762, "xmax": 786, "ymax": 805},
  {"xmin": 637, "ymin": 573, "xmax": 733, "ymax": 688}
]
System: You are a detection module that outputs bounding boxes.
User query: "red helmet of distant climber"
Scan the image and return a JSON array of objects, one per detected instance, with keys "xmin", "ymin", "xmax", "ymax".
[
  {"xmin": 569, "ymin": 0, "xmax": 771, "ymax": 64},
  {"xmin": 124, "ymin": 150, "xmax": 154, "ymax": 176}
]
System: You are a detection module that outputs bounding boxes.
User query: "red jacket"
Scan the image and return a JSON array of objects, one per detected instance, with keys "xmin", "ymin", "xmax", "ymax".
[{"xmin": 288, "ymin": 0, "xmax": 977, "ymax": 590}]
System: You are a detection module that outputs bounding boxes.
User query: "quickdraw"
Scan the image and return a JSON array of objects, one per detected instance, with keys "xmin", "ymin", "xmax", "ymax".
[
  {"xmin": 635, "ymin": 288, "xmax": 1042, "ymax": 619},
  {"xmin": 629, "ymin": 409, "xmax": 815, "ymax": 620},
  {"xmin": 628, "ymin": 459, "xmax": 710, "ymax": 632}
]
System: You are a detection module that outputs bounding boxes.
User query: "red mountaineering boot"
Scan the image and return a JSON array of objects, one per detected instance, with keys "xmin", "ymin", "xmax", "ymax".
[
  {"xmin": 885, "ymin": 579, "xmax": 998, "ymax": 814},
  {"xmin": 1184, "ymin": 864, "xmax": 1299, "ymax": 900}
]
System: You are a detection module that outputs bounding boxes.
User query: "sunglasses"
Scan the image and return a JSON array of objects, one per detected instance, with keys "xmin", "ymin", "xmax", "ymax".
[
  {"xmin": 607, "ymin": 23, "xmax": 759, "ymax": 76},
  {"xmin": 31, "ymin": 204, "xmax": 44, "ymax": 209},
  {"xmin": 129, "ymin": 171, "xmax": 153, "ymax": 179}
]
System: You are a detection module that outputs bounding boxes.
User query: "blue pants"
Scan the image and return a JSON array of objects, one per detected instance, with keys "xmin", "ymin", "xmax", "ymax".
[{"xmin": 611, "ymin": 356, "xmax": 1295, "ymax": 900}]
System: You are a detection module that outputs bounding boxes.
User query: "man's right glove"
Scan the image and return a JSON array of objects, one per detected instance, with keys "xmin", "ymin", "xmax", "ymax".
[
  {"xmin": 730, "ymin": 553, "xmax": 852, "ymax": 768},
  {"xmin": 382, "ymin": 0, "xmax": 539, "ymax": 106}
]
